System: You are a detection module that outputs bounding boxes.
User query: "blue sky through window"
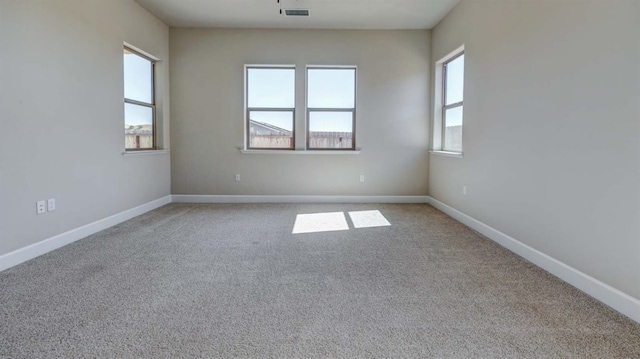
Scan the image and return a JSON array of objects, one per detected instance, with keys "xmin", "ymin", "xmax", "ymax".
[
  {"xmin": 446, "ymin": 54, "xmax": 464, "ymax": 105},
  {"xmin": 445, "ymin": 106, "xmax": 463, "ymax": 127},
  {"xmin": 309, "ymin": 112, "xmax": 352, "ymax": 133},
  {"xmin": 124, "ymin": 50, "xmax": 153, "ymax": 126},
  {"xmin": 308, "ymin": 69, "xmax": 355, "ymax": 109},
  {"xmin": 124, "ymin": 103, "xmax": 152, "ymax": 127},
  {"xmin": 248, "ymin": 68, "xmax": 295, "ymax": 108}
]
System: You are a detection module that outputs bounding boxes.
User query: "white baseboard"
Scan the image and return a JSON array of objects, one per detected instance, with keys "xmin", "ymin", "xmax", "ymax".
[
  {"xmin": 172, "ymin": 195, "xmax": 430, "ymax": 204},
  {"xmin": 428, "ymin": 196, "xmax": 640, "ymax": 324},
  {"xmin": 0, "ymin": 195, "xmax": 172, "ymax": 272}
]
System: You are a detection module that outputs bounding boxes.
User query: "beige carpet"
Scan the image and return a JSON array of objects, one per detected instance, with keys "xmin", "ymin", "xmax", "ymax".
[{"xmin": 1, "ymin": 203, "xmax": 639, "ymax": 358}]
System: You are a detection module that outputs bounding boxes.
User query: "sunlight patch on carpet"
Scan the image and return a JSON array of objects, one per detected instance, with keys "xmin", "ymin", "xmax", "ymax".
[
  {"xmin": 292, "ymin": 212, "xmax": 350, "ymax": 234},
  {"xmin": 348, "ymin": 210, "xmax": 391, "ymax": 229}
]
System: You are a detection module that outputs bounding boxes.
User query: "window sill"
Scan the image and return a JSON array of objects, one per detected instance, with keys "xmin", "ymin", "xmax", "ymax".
[
  {"xmin": 122, "ymin": 149, "xmax": 170, "ymax": 156},
  {"xmin": 430, "ymin": 150, "xmax": 463, "ymax": 158},
  {"xmin": 241, "ymin": 149, "xmax": 361, "ymax": 155}
]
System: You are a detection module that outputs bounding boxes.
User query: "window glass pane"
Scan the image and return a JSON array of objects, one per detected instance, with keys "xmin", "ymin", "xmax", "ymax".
[
  {"xmin": 124, "ymin": 49, "xmax": 153, "ymax": 104},
  {"xmin": 308, "ymin": 69, "xmax": 355, "ymax": 108},
  {"xmin": 125, "ymin": 103, "xmax": 154, "ymax": 149},
  {"xmin": 248, "ymin": 68, "xmax": 295, "ymax": 108},
  {"xmin": 249, "ymin": 111, "xmax": 293, "ymax": 148},
  {"xmin": 445, "ymin": 54, "xmax": 464, "ymax": 105},
  {"xmin": 309, "ymin": 111, "xmax": 353, "ymax": 149},
  {"xmin": 443, "ymin": 106, "xmax": 463, "ymax": 152}
]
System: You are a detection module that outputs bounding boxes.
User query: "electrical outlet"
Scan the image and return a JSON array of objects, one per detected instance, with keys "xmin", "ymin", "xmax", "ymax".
[
  {"xmin": 360, "ymin": 175, "xmax": 365, "ymax": 183},
  {"xmin": 36, "ymin": 201, "xmax": 46, "ymax": 214},
  {"xmin": 463, "ymin": 186, "xmax": 467, "ymax": 195},
  {"xmin": 47, "ymin": 198, "xmax": 56, "ymax": 212},
  {"xmin": 235, "ymin": 174, "xmax": 241, "ymax": 182}
]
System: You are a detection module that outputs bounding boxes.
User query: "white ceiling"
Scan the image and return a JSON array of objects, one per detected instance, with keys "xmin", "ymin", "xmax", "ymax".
[{"xmin": 134, "ymin": 0, "xmax": 461, "ymax": 29}]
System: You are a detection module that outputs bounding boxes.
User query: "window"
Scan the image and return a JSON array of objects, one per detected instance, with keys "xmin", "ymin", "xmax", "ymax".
[
  {"xmin": 245, "ymin": 66, "xmax": 295, "ymax": 150},
  {"xmin": 442, "ymin": 52, "xmax": 464, "ymax": 153},
  {"xmin": 124, "ymin": 47, "xmax": 156, "ymax": 150},
  {"xmin": 306, "ymin": 67, "xmax": 356, "ymax": 150}
]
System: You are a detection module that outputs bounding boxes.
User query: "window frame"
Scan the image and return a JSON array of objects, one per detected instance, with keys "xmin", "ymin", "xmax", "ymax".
[
  {"xmin": 124, "ymin": 46, "xmax": 156, "ymax": 151},
  {"xmin": 245, "ymin": 65, "xmax": 296, "ymax": 150},
  {"xmin": 431, "ymin": 45, "xmax": 465, "ymax": 157},
  {"xmin": 306, "ymin": 66, "xmax": 357, "ymax": 151},
  {"xmin": 440, "ymin": 50, "xmax": 464, "ymax": 154}
]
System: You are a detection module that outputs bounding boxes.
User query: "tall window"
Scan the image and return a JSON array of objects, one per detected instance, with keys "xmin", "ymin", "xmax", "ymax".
[
  {"xmin": 246, "ymin": 66, "xmax": 295, "ymax": 150},
  {"xmin": 124, "ymin": 47, "xmax": 155, "ymax": 150},
  {"xmin": 307, "ymin": 67, "xmax": 356, "ymax": 150},
  {"xmin": 442, "ymin": 52, "xmax": 464, "ymax": 153}
]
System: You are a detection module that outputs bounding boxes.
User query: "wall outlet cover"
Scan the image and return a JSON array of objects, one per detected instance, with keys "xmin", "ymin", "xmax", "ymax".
[{"xmin": 37, "ymin": 201, "xmax": 46, "ymax": 215}]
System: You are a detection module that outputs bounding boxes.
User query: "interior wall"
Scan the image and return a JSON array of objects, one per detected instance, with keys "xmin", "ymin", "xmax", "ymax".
[
  {"xmin": 169, "ymin": 29, "xmax": 430, "ymax": 196},
  {"xmin": 429, "ymin": 0, "xmax": 640, "ymax": 299},
  {"xmin": 0, "ymin": 0, "xmax": 171, "ymax": 256}
]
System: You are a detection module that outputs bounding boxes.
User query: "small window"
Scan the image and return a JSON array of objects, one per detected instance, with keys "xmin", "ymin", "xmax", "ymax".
[
  {"xmin": 246, "ymin": 66, "xmax": 295, "ymax": 150},
  {"xmin": 306, "ymin": 67, "xmax": 356, "ymax": 150},
  {"xmin": 124, "ymin": 47, "xmax": 156, "ymax": 150},
  {"xmin": 442, "ymin": 52, "xmax": 464, "ymax": 153}
]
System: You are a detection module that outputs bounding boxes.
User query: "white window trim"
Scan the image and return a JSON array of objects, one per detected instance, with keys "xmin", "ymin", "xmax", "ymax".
[
  {"xmin": 433, "ymin": 45, "xmax": 464, "ymax": 156},
  {"xmin": 123, "ymin": 42, "xmax": 165, "ymax": 152},
  {"xmin": 124, "ymin": 42, "xmax": 160, "ymax": 62},
  {"xmin": 240, "ymin": 149, "xmax": 361, "ymax": 155},
  {"xmin": 305, "ymin": 65, "xmax": 358, "ymax": 151},
  {"xmin": 122, "ymin": 149, "xmax": 170, "ymax": 156},
  {"xmin": 244, "ymin": 64, "xmax": 297, "ymax": 151},
  {"xmin": 429, "ymin": 150, "xmax": 463, "ymax": 159},
  {"xmin": 243, "ymin": 64, "xmax": 359, "ymax": 152}
]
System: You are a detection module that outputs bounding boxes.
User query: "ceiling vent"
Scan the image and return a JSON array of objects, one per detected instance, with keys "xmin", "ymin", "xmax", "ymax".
[{"xmin": 283, "ymin": 9, "xmax": 310, "ymax": 17}]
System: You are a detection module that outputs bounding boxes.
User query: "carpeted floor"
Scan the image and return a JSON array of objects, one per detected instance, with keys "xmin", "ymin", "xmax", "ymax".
[{"xmin": 1, "ymin": 203, "xmax": 639, "ymax": 358}]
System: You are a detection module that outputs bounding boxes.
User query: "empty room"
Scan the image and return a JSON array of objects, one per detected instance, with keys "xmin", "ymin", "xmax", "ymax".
[{"xmin": 1, "ymin": 0, "xmax": 639, "ymax": 357}]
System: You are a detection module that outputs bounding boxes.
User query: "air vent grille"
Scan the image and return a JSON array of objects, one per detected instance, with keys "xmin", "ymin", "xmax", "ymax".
[{"xmin": 283, "ymin": 9, "xmax": 310, "ymax": 16}]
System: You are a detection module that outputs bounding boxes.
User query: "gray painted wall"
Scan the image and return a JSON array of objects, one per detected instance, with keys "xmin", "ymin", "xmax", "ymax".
[
  {"xmin": 0, "ymin": 0, "xmax": 171, "ymax": 256},
  {"xmin": 169, "ymin": 29, "xmax": 430, "ymax": 196},
  {"xmin": 429, "ymin": 0, "xmax": 640, "ymax": 299}
]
